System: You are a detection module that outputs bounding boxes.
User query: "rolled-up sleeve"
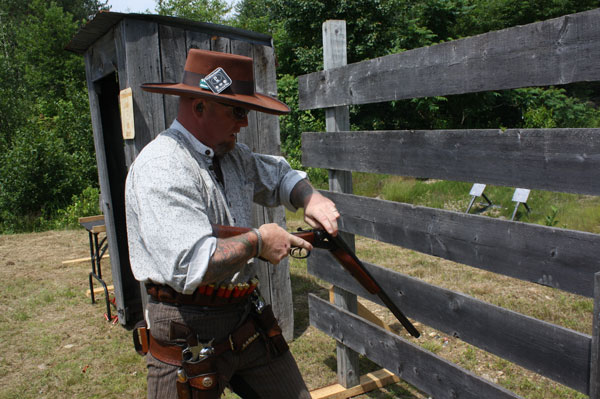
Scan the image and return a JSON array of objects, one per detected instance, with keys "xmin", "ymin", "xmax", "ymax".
[
  {"xmin": 237, "ymin": 145, "xmax": 307, "ymax": 212},
  {"xmin": 126, "ymin": 151, "xmax": 216, "ymax": 294}
]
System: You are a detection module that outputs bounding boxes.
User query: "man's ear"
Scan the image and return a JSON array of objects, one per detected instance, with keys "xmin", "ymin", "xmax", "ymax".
[{"xmin": 192, "ymin": 99, "xmax": 204, "ymax": 115}]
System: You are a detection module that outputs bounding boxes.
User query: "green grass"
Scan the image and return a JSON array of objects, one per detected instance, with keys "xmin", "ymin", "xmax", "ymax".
[{"xmin": 352, "ymin": 172, "xmax": 600, "ymax": 233}]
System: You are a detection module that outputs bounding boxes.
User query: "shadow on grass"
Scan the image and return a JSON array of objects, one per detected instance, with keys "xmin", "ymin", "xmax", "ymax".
[{"xmin": 290, "ymin": 271, "xmax": 330, "ymax": 339}]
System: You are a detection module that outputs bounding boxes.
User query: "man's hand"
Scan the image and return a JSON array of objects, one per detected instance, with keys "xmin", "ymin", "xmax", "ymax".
[
  {"xmin": 303, "ymin": 191, "xmax": 339, "ymax": 236},
  {"xmin": 290, "ymin": 179, "xmax": 340, "ymax": 236},
  {"xmin": 258, "ymin": 223, "xmax": 313, "ymax": 264}
]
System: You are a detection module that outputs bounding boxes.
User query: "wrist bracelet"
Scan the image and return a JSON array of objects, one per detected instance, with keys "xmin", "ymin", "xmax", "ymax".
[{"xmin": 251, "ymin": 228, "xmax": 262, "ymax": 258}]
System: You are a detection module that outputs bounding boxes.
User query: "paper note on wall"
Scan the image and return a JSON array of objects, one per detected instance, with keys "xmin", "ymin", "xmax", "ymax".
[{"xmin": 119, "ymin": 87, "xmax": 135, "ymax": 140}]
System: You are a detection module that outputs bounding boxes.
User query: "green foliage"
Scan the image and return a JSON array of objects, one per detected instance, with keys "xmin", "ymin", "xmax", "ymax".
[
  {"xmin": 516, "ymin": 87, "xmax": 600, "ymax": 128},
  {"xmin": 0, "ymin": 0, "xmax": 101, "ymax": 233},
  {"xmin": 545, "ymin": 206, "xmax": 560, "ymax": 227},
  {"xmin": 277, "ymin": 74, "xmax": 328, "ymax": 186},
  {"xmin": 51, "ymin": 186, "xmax": 101, "ymax": 229},
  {"xmin": 155, "ymin": 0, "xmax": 231, "ymax": 23},
  {"xmin": 455, "ymin": 0, "xmax": 600, "ymax": 35}
]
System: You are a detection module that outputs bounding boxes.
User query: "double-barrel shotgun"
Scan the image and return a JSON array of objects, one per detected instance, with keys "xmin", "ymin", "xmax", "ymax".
[{"xmin": 211, "ymin": 224, "xmax": 420, "ymax": 338}]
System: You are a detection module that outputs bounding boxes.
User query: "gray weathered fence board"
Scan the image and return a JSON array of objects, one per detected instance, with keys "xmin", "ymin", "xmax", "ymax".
[
  {"xmin": 302, "ymin": 129, "xmax": 600, "ymax": 196},
  {"xmin": 308, "ymin": 250, "xmax": 591, "ymax": 393},
  {"xmin": 309, "ymin": 295, "xmax": 524, "ymax": 399},
  {"xmin": 298, "ymin": 9, "xmax": 600, "ymax": 110},
  {"xmin": 322, "ymin": 19, "xmax": 360, "ymax": 389},
  {"xmin": 591, "ymin": 272, "xmax": 600, "ymax": 397},
  {"xmin": 322, "ymin": 191, "xmax": 600, "ymax": 297}
]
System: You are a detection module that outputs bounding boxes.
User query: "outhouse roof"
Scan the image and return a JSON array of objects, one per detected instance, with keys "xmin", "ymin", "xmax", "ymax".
[{"xmin": 66, "ymin": 11, "xmax": 273, "ymax": 54}]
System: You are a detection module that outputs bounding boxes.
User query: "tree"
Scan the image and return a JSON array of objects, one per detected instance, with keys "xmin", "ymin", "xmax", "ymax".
[
  {"xmin": 155, "ymin": 0, "xmax": 231, "ymax": 23},
  {"xmin": 0, "ymin": 0, "xmax": 105, "ymax": 232}
]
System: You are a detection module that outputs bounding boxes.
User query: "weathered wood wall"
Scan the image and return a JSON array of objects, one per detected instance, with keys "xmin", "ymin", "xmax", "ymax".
[
  {"xmin": 298, "ymin": 9, "xmax": 600, "ymax": 398},
  {"xmin": 74, "ymin": 13, "xmax": 293, "ymax": 336}
]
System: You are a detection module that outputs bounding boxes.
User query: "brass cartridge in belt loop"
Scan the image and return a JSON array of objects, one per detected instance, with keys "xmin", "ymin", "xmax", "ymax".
[
  {"xmin": 247, "ymin": 278, "xmax": 259, "ymax": 295},
  {"xmin": 216, "ymin": 284, "xmax": 227, "ymax": 298},
  {"xmin": 239, "ymin": 283, "xmax": 250, "ymax": 297},
  {"xmin": 232, "ymin": 283, "xmax": 242, "ymax": 298},
  {"xmin": 224, "ymin": 284, "xmax": 234, "ymax": 299},
  {"xmin": 197, "ymin": 285, "xmax": 207, "ymax": 295},
  {"xmin": 205, "ymin": 284, "xmax": 215, "ymax": 296}
]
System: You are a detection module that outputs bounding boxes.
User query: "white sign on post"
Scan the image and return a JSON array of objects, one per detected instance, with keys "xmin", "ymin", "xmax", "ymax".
[
  {"xmin": 512, "ymin": 188, "xmax": 531, "ymax": 203},
  {"xmin": 469, "ymin": 183, "xmax": 486, "ymax": 197}
]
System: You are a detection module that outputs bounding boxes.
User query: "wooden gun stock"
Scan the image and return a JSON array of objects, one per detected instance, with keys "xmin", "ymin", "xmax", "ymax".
[{"xmin": 211, "ymin": 224, "xmax": 420, "ymax": 338}]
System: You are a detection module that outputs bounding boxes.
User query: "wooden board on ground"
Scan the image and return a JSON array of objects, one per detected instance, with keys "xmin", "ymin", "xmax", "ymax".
[
  {"xmin": 62, "ymin": 254, "xmax": 110, "ymax": 265},
  {"xmin": 86, "ymin": 285, "xmax": 114, "ymax": 297},
  {"xmin": 310, "ymin": 369, "xmax": 400, "ymax": 399}
]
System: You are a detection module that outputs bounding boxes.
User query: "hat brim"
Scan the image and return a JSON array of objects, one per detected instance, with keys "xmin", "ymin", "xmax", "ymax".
[{"xmin": 140, "ymin": 83, "xmax": 290, "ymax": 115}]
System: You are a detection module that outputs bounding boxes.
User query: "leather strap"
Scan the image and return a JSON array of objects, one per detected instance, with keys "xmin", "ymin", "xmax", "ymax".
[
  {"xmin": 146, "ymin": 283, "xmax": 254, "ymax": 307},
  {"xmin": 144, "ymin": 317, "xmax": 260, "ymax": 367}
]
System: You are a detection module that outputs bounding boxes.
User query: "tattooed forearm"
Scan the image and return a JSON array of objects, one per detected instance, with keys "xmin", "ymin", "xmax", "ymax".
[
  {"xmin": 290, "ymin": 179, "xmax": 315, "ymax": 209},
  {"xmin": 205, "ymin": 233, "xmax": 257, "ymax": 283}
]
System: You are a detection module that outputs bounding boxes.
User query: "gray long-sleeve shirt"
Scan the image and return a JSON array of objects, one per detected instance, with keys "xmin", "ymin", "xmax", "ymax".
[{"xmin": 125, "ymin": 120, "xmax": 306, "ymax": 294}]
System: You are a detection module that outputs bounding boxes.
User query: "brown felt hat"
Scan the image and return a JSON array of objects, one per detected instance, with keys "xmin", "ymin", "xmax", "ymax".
[{"xmin": 141, "ymin": 49, "xmax": 290, "ymax": 115}]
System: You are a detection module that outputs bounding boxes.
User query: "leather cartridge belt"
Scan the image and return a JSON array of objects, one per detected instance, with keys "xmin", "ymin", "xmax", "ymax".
[
  {"xmin": 141, "ymin": 317, "xmax": 260, "ymax": 367},
  {"xmin": 146, "ymin": 279, "xmax": 258, "ymax": 306}
]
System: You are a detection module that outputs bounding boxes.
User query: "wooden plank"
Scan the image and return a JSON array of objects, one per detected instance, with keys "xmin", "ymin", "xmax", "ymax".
[
  {"xmin": 86, "ymin": 285, "xmax": 114, "ymax": 297},
  {"xmin": 119, "ymin": 18, "xmax": 165, "ymax": 158},
  {"xmin": 211, "ymin": 35, "xmax": 231, "ymax": 53},
  {"xmin": 321, "ymin": 19, "xmax": 360, "ymax": 389},
  {"xmin": 302, "ymin": 129, "xmax": 600, "ymax": 196},
  {"xmin": 84, "ymin": 28, "xmax": 117, "ymax": 83},
  {"xmin": 308, "ymin": 251, "xmax": 592, "ymax": 394},
  {"xmin": 590, "ymin": 271, "xmax": 600, "ymax": 398},
  {"xmin": 310, "ymin": 368, "xmax": 400, "ymax": 399},
  {"xmin": 246, "ymin": 42, "xmax": 294, "ymax": 342},
  {"xmin": 309, "ymin": 295, "xmax": 523, "ymax": 399},
  {"xmin": 62, "ymin": 254, "xmax": 110, "ymax": 266},
  {"xmin": 159, "ymin": 24, "xmax": 187, "ymax": 124},
  {"xmin": 299, "ymin": 9, "xmax": 600, "ymax": 110},
  {"xmin": 326, "ymin": 191, "xmax": 600, "ymax": 297},
  {"xmin": 78, "ymin": 215, "xmax": 105, "ymax": 223},
  {"xmin": 186, "ymin": 30, "xmax": 211, "ymax": 51},
  {"xmin": 108, "ymin": 18, "xmax": 162, "ymax": 326}
]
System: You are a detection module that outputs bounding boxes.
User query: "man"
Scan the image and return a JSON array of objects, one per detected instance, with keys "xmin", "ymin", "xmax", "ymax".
[{"xmin": 126, "ymin": 49, "xmax": 339, "ymax": 399}]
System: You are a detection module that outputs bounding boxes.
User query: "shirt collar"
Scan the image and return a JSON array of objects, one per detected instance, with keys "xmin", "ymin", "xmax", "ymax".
[{"xmin": 170, "ymin": 119, "xmax": 215, "ymax": 158}]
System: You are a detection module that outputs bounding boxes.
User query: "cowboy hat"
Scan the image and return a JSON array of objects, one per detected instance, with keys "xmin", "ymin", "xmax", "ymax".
[{"xmin": 141, "ymin": 49, "xmax": 290, "ymax": 115}]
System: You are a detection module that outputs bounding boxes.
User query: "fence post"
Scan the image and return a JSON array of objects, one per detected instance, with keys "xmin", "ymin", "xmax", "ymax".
[
  {"xmin": 322, "ymin": 19, "xmax": 360, "ymax": 388},
  {"xmin": 590, "ymin": 271, "xmax": 600, "ymax": 398}
]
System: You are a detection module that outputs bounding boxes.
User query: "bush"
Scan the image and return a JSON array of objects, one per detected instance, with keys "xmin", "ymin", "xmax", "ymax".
[
  {"xmin": 50, "ymin": 186, "xmax": 101, "ymax": 230},
  {"xmin": 277, "ymin": 74, "xmax": 328, "ymax": 186}
]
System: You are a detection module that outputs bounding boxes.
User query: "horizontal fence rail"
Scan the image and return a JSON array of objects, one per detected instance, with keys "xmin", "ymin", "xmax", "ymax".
[
  {"xmin": 302, "ymin": 129, "xmax": 600, "ymax": 196},
  {"xmin": 319, "ymin": 191, "xmax": 600, "ymax": 297},
  {"xmin": 309, "ymin": 295, "xmax": 525, "ymax": 399},
  {"xmin": 308, "ymin": 250, "xmax": 591, "ymax": 393},
  {"xmin": 298, "ymin": 9, "xmax": 600, "ymax": 110}
]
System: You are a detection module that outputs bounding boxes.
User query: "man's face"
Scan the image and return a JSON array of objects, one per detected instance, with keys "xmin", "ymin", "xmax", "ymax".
[{"xmin": 196, "ymin": 100, "xmax": 249, "ymax": 156}]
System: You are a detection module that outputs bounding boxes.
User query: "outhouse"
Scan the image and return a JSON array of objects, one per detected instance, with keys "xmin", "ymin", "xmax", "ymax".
[{"xmin": 66, "ymin": 12, "xmax": 293, "ymax": 337}]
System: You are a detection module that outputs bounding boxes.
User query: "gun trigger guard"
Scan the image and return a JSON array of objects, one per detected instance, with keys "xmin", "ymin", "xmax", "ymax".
[{"xmin": 290, "ymin": 247, "xmax": 310, "ymax": 259}]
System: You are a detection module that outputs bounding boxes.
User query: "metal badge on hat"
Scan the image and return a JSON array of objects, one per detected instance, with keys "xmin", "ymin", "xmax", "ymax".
[{"xmin": 200, "ymin": 67, "xmax": 232, "ymax": 94}]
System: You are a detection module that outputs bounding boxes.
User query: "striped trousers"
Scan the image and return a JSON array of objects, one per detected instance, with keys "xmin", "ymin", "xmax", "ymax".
[{"xmin": 145, "ymin": 300, "xmax": 311, "ymax": 399}]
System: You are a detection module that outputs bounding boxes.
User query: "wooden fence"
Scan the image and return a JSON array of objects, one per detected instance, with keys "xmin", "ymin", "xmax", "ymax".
[{"xmin": 298, "ymin": 9, "xmax": 600, "ymax": 398}]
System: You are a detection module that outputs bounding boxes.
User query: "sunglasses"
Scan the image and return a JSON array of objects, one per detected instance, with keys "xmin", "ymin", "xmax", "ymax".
[{"xmin": 218, "ymin": 102, "xmax": 250, "ymax": 121}]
